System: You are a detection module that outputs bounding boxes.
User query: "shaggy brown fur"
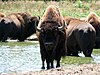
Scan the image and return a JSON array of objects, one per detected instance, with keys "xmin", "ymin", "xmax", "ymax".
[
  {"xmin": 65, "ymin": 17, "xmax": 96, "ymax": 57},
  {"xmin": 0, "ymin": 12, "xmax": 39, "ymax": 42},
  {"xmin": 86, "ymin": 12, "xmax": 100, "ymax": 48},
  {"xmin": 86, "ymin": 12, "xmax": 100, "ymax": 28},
  {"xmin": 64, "ymin": 16, "xmax": 79, "ymax": 25},
  {"xmin": 38, "ymin": 5, "xmax": 64, "ymax": 28}
]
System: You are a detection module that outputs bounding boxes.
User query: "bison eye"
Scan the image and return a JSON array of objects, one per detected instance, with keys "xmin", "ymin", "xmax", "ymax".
[
  {"xmin": 53, "ymin": 27, "xmax": 58, "ymax": 32},
  {"xmin": 90, "ymin": 22, "xmax": 94, "ymax": 25},
  {"xmin": 41, "ymin": 32, "xmax": 45, "ymax": 37}
]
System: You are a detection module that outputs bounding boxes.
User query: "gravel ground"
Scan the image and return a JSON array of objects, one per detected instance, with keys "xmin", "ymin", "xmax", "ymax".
[{"xmin": 2, "ymin": 64, "xmax": 100, "ymax": 75}]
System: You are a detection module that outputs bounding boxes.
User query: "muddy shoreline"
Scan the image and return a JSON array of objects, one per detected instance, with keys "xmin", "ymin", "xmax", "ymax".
[{"xmin": 1, "ymin": 64, "xmax": 100, "ymax": 75}]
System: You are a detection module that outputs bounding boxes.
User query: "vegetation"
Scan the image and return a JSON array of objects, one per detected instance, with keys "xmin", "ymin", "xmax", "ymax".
[
  {"xmin": 0, "ymin": 0, "xmax": 100, "ymax": 17},
  {"xmin": 93, "ymin": 49, "xmax": 100, "ymax": 55},
  {"xmin": 61, "ymin": 56, "xmax": 94, "ymax": 65},
  {"xmin": 0, "ymin": 41, "xmax": 38, "ymax": 46}
]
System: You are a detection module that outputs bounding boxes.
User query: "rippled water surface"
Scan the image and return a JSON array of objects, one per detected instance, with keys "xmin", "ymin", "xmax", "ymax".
[
  {"xmin": 0, "ymin": 41, "xmax": 100, "ymax": 73},
  {"xmin": 0, "ymin": 41, "xmax": 41, "ymax": 73}
]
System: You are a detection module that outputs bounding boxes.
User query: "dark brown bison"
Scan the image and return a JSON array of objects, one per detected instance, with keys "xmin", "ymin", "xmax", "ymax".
[
  {"xmin": 0, "ymin": 12, "xmax": 39, "ymax": 42},
  {"xmin": 36, "ymin": 5, "xmax": 67, "ymax": 69},
  {"xmin": 65, "ymin": 17, "xmax": 96, "ymax": 57},
  {"xmin": 85, "ymin": 12, "xmax": 100, "ymax": 48}
]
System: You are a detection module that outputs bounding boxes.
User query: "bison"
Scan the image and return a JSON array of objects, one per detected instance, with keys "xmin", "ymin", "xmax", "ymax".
[
  {"xmin": 36, "ymin": 5, "xmax": 67, "ymax": 69},
  {"xmin": 0, "ymin": 12, "xmax": 39, "ymax": 42},
  {"xmin": 64, "ymin": 17, "xmax": 96, "ymax": 57},
  {"xmin": 0, "ymin": 12, "xmax": 6, "ymax": 17},
  {"xmin": 85, "ymin": 12, "xmax": 100, "ymax": 48}
]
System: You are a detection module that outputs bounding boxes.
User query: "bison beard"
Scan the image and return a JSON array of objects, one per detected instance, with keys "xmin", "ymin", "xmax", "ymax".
[
  {"xmin": 37, "ymin": 21, "xmax": 66, "ymax": 69},
  {"xmin": 37, "ymin": 5, "xmax": 67, "ymax": 69}
]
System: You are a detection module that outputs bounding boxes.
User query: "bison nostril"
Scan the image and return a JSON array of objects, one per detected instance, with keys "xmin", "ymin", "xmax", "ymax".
[
  {"xmin": 45, "ymin": 42, "xmax": 53, "ymax": 47},
  {"xmin": 45, "ymin": 43, "xmax": 48, "ymax": 47}
]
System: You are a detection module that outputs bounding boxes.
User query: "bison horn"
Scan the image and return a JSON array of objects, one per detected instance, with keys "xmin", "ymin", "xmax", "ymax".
[
  {"xmin": 58, "ymin": 21, "xmax": 66, "ymax": 31},
  {"xmin": 34, "ymin": 20, "xmax": 42, "ymax": 32},
  {"xmin": 36, "ymin": 26, "xmax": 43, "ymax": 32},
  {"xmin": 35, "ymin": 22, "xmax": 42, "ymax": 32}
]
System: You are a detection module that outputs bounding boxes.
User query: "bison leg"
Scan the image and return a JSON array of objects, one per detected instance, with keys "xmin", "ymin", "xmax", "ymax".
[
  {"xmin": 2, "ymin": 34, "xmax": 8, "ymax": 42},
  {"xmin": 41, "ymin": 52, "xmax": 45, "ymax": 69},
  {"xmin": 67, "ymin": 46, "xmax": 75, "ymax": 56},
  {"xmin": 83, "ymin": 44, "xmax": 94, "ymax": 57},
  {"xmin": 41, "ymin": 59, "xmax": 45, "ymax": 69},
  {"xmin": 46, "ymin": 60, "xmax": 50, "ymax": 69},
  {"xmin": 0, "ymin": 33, "xmax": 2, "ymax": 41},
  {"xmin": 18, "ymin": 38, "xmax": 25, "ymax": 42},
  {"xmin": 83, "ymin": 49, "xmax": 90, "ymax": 57},
  {"xmin": 95, "ymin": 42, "xmax": 100, "ymax": 49},
  {"xmin": 67, "ymin": 50, "xmax": 71, "ymax": 56},
  {"xmin": 51, "ymin": 61, "xmax": 54, "ymax": 68},
  {"xmin": 72, "ymin": 49, "xmax": 79, "ymax": 57},
  {"xmin": 40, "ymin": 45, "xmax": 46, "ymax": 69},
  {"xmin": 88, "ymin": 49, "xmax": 93, "ymax": 57},
  {"xmin": 56, "ymin": 58, "xmax": 60, "ymax": 68},
  {"xmin": 83, "ymin": 48, "xmax": 93, "ymax": 57},
  {"xmin": 82, "ymin": 49, "xmax": 92, "ymax": 57},
  {"xmin": 0, "ymin": 36, "xmax": 2, "ymax": 41}
]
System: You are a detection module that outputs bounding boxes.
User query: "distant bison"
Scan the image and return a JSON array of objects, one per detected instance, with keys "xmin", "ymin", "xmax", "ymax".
[
  {"xmin": 0, "ymin": 12, "xmax": 6, "ymax": 17},
  {"xmin": 65, "ymin": 17, "xmax": 96, "ymax": 57},
  {"xmin": 37, "ymin": 5, "xmax": 67, "ymax": 69},
  {"xmin": 0, "ymin": 12, "xmax": 39, "ymax": 42},
  {"xmin": 86, "ymin": 12, "xmax": 100, "ymax": 48}
]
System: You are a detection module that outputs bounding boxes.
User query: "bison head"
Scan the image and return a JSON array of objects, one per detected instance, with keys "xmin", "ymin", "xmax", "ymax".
[
  {"xmin": 88, "ymin": 17, "xmax": 100, "ymax": 28},
  {"xmin": 87, "ymin": 17, "xmax": 100, "ymax": 38},
  {"xmin": 28, "ymin": 16, "xmax": 40, "ymax": 33},
  {"xmin": 37, "ymin": 21, "xmax": 66, "ymax": 51}
]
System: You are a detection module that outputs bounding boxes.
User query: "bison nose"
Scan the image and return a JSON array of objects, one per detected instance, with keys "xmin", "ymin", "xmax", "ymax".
[{"xmin": 45, "ymin": 42, "xmax": 54, "ymax": 48}]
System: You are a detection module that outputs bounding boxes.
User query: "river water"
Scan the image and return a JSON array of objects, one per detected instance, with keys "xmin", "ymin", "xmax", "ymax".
[
  {"xmin": 0, "ymin": 42, "xmax": 42, "ymax": 73},
  {"xmin": 0, "ymin": 41, "xmax": 100, "ymax": 74}
]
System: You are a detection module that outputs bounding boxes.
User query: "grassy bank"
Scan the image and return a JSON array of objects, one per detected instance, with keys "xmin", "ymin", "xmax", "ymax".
[
  {"xmin": 0, "ymin": 1, "xmax": 100, "ymax": 17},
  {"xmin": 0, "ymin": 41, "xmax": 39, "ymax": 46}
]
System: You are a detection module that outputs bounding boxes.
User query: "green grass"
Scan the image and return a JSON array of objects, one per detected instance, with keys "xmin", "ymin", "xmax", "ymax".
[
  {"xmin": 0, "ymin": 41, "xmax": 38, "ymax": 46},
  {"xmin": 61, "ymin": 49, "xmax": 100, "ymax": 65},
  {"xmin": 0, "ymin": 1, "xmax": 100, "ymax": 18},
  {"xmin": 61, "ymin": 56, "xmax": 94, "ymax": 66},
  {"xmin": 93, "ymin": 49, "xmax": 100, "ymax": 55}
]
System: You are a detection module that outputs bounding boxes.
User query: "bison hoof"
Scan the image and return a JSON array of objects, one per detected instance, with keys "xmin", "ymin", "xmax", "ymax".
[
  {"xmin": 47, "ymin": 67, "xmax": 51, "ymax": 70},
  {"xmin": 2, "ymin": 40, "xmax": 8, "ymax": 42},
  {"xmin": 85, "ymin": 55, "xmax": 92, "ymax": 58},
  {"xmin": 56, "ymin": 65, "xmax": 60, "ymax": 68},
  {"xmin": 51, "ymin": 66, "xmax": 54, "ymax": 68},
  {"xmin": 41, "ymin": 67, "xmax": 45, "ymax": 69}
]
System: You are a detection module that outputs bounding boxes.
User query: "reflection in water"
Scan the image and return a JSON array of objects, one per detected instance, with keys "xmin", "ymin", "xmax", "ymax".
[{"xmin": 0, "ymin": 44, "xmax": 41, "ymax": 73}]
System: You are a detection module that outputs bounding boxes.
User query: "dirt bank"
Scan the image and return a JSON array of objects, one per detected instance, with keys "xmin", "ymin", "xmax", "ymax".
[{"xmin": 2, "ymin": 64, "xmax": 100, "ymax": 75}]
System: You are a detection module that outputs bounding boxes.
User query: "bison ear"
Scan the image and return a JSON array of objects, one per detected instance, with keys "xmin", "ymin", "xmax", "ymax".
[{"xmin": 28, "ymin": 16, "xmax": 39, "ymax": 23}]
